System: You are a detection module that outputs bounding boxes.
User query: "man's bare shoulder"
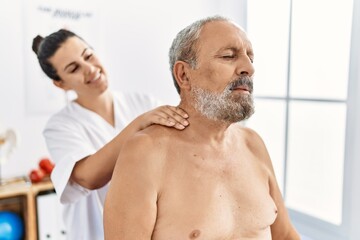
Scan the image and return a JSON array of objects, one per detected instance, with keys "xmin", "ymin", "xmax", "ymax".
[
  {"xmin": 232, "ymin": 125, "xmax": 273, "ymax": 167},
  {"xmin": 119, "ymin": 125, "xmax": 179, "ymax": 164},
  {"xmin": 112, "ymin": 126, "xmax": 173, "ymax": 192},
  {"xmin": 140, "ymin": 124, "xmax": 178, "ymax": 138},
  {"xmin": 232, "ymin": 124, "xmax": 264, "ymax": 146},
  {"xmin": 134, "ymin": 124, "xmax": 185, "ymax": 146},
  {"xmin": 123, "ymin": 127, "xmax": 167, "ymax": 155}
]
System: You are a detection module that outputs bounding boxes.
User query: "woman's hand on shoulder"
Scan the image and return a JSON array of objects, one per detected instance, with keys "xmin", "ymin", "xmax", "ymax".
[{"xmin": 139, "ymin": 105, "xmax": 189, "ymax": 130}]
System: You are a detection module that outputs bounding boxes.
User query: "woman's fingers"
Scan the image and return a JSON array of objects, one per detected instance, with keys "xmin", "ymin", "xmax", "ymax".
[
  {"xmin": 162, "ymin": 106, "xmax": 189, "ymax": 125},
  {"xmin": 168, "ymin": 106, "xmax": 189, "ymax": 119},
  {"xmin": 152, "ymin": 106, "xmax": 189, "ymax": 130}
]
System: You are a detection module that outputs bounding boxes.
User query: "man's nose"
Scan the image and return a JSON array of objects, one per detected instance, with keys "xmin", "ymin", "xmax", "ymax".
[{"xmin": 236, "ymin": 56, "xmax": 255, "ymax": 77}]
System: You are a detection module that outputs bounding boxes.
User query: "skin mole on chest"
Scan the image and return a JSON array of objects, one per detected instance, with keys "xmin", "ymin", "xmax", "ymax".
[{"xmin": 189, "ymin": 229, "xmax": 201, "ymax": 239}]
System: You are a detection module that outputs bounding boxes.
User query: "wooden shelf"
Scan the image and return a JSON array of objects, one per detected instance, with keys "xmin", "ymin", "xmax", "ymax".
[{"xmin": 0, "ymin": 180, "xmax": 54, "ymax": 240}]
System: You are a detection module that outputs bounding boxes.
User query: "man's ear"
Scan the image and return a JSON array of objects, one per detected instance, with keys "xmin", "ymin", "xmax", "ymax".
[
  {"xmin": 53, "ymin": 80, "xmax": 70, "ymax": 91},
  {"xmin": 173, "ymin": 61, "xmax": 192, "ymax": 91}
]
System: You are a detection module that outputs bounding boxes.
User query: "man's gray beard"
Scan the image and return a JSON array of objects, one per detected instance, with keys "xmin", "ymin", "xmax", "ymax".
[{"xmin": 190, "ymin": 86, "xmax": 254, "ymax": 124}]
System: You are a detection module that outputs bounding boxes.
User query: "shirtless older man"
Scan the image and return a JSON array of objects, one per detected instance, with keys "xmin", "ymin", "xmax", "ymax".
[{"xmin": 104, "ymin": 16, "xmax": 300, "ymax": 240}]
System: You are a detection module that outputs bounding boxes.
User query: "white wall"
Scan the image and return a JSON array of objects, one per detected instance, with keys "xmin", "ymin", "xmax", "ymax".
[
  {"xmin": 0, "ymin": 0, "xmax": 245, "ymax": 178},
  {"xmin": 0, "ymin": 0, "xmax": 49, "ymax": 178}
]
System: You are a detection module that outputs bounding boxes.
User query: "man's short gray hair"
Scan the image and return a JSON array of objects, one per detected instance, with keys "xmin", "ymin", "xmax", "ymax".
[{"xmin": 169, "ymin": 15, "xmax": 230, "ymax": 94}]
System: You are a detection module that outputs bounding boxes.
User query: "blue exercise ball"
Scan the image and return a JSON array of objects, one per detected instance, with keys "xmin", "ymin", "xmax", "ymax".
[{"xmin": 0, "ymin": 211, "xmax": 24, "ymax": 240}]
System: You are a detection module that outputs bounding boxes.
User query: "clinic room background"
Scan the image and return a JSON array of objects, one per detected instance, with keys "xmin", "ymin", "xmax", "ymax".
[{"xmin": 1, "ymin": 0, "xmax": 360, "ymax": 239}]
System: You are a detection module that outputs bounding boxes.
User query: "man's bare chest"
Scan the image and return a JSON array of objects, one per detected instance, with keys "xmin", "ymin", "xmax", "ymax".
[{"xmin": 154, "ymin": 151, "xmax": 277, "ymax": 239}]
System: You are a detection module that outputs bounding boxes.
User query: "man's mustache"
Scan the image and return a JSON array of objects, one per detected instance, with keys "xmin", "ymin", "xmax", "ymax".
[{"xmin": 227, "ymin": 76, "xmax": 253, "ymax": 93}]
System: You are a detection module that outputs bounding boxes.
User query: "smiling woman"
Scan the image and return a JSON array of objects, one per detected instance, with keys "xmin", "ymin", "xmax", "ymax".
[
  {"xmin": 48, "ymin": 37, "xmax": 109, "ymax": 102},
  {"xmin": 31, "ymin": 29, "xmax": 190, "ymax": 239}
]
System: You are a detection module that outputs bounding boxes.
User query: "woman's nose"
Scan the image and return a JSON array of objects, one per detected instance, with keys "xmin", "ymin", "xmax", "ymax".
[{"xmin": 84, "ymin": 62, "xmax": 95, "ymax": 75}]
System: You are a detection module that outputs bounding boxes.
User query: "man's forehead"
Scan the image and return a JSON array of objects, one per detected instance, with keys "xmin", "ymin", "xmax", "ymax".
[
  {"xmin": 201, "ymin": 21, "xmax": 245, "ymax": 35},
  {"xmin": 198, "ymin": 21, "xmax": 252, "ymax": 49}
]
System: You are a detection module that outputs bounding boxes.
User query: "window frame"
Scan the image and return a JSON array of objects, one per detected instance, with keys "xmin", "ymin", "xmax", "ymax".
[{"xmin": 245, "ymin": 0, "xmax": 360, "ymax": 239}]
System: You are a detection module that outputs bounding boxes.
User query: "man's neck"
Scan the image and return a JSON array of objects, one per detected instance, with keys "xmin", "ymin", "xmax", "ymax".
[{"xmin": 178, "ymin": 100, "xmax": 234, "ymax": 144}]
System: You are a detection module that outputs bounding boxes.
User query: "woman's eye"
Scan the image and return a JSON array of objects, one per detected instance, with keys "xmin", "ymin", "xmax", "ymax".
[
  {"xmin": 85, "ymin": 54, "xmax": 93, "ymax": 60},
  {"xmin": 223, "ymin": 55, "xmax": 235, "ymax": 59},
  {"xmin": 70, "ymin": 66, "xmax": 78, "ymax": 73}
]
